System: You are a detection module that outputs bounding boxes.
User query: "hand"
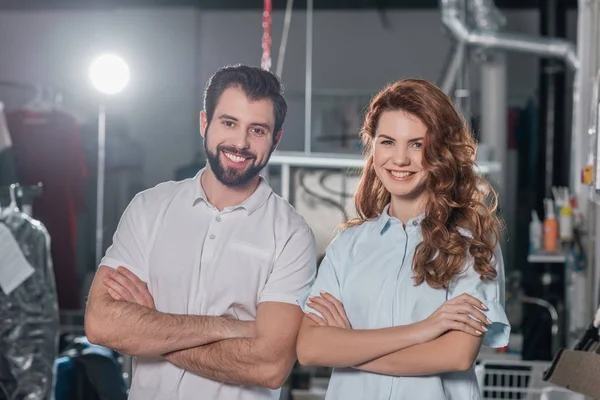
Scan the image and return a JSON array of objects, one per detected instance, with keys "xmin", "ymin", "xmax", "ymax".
[
  {"xmin": 305, "ymin": 291, "xmax": 351, "ymax": 329},
  {"xmin": 417, "ymin": 293, "xmax": 491, "ymax": 343},
  {"xmin": 103, "ymin": 266, "xmax": 156, "ymax": 309}
]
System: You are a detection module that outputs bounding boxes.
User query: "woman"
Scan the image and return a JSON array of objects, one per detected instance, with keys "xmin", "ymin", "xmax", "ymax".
[{"xmin": 296, "ymin": 79, "xmax": 510, "ymax": 399}]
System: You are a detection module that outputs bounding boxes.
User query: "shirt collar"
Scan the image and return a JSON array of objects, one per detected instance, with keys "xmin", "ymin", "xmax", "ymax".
[
  {"xmin": 192, "ymin": 168, "xmax": 272, "ymax": 215},
  {"xmin": 377, "ymin": 205, "xmax": 393, "ymax": 233},
  {"xmin": 377, "ymin": 204, "xmax": 425, "ymax": 234}
]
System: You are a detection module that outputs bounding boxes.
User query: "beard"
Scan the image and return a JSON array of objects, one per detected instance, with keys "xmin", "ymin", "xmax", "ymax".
[{"xmin": 204, "ymin": 138, "xmax": 272, "ymax": 187}]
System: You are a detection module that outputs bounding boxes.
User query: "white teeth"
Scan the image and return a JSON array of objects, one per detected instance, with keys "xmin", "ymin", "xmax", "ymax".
[
  {"xmin": 389, "ymin": 171, "xmax": 413, "ymax": 178},
  {"xmin": 224, "ymin": 152, "xmax": 247, "ymax": 163}
]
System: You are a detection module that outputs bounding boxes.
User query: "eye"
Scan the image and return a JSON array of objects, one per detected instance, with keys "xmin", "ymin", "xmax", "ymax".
[
  {"xmin": 411, "ymin": 141, "xmax": 423, "ymax": 149},
  {"xmin": 380, "ymin": 139, "xmax": 394, "ymax": 146},
  {"xmin": 251, "ymin": 127, "xmax": 266, "ymax": 135},
  {"xmin": 222, "ymin": 120, "xmax": 235, "ymax": 127}
]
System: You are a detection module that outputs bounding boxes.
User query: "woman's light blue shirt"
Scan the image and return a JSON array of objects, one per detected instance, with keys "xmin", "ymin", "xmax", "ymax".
[{"xmin": 303, "ymin": 206, "xmax": 511, "ymax": 400}]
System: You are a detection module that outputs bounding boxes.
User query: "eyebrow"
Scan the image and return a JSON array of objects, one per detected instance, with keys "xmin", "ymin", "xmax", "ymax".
[
  {"xmin": 218, "ymin": 114, "xmax": 273, "ymax": 130},
  {"xmin": 377, "ymin": 134, "xmax": 424, "ymax": 143}
]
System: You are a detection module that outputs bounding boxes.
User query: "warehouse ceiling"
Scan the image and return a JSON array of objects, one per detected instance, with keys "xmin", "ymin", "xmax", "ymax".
[{"xmin": 0, "ymin": 0, "xmax": 578, "ymax": 10}]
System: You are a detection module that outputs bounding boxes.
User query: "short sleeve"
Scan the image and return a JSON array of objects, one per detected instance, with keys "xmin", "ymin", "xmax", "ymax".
[
  {"xmin": 100, "ymin": 193, "xmax": 149, "ymax": 282},
  {"xmin": 258, "ymin": 226, "xmax": 317, "ymax": 306},
  {"xmin": 301, "ymin": 234, "xmax": 344, "ymax": 319},
  {"xmin": 447, "ymin": 245, "xmax": 511, "ymax": 348}
]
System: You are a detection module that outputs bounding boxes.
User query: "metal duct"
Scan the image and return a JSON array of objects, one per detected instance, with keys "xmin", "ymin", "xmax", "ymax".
[
  {"xmin": 439, "ymin": 41, "xmax": 467, "ymax": 94},
  {"xmin": 439, "ymin": 0, "xmax": 579, "ymax": 70},
  {"xmin": 467, "ymin": 0, "xmax": 505, "ymax": 31}
]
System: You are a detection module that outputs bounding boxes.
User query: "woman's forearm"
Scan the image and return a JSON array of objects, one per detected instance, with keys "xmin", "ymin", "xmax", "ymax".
[
  {"xmin": 296, "ymin": 322, "xmax": 423, "ymax": 368},
  {"xmin": 354, "ymin": 331, "xmax": 482, "ymax": 375}
]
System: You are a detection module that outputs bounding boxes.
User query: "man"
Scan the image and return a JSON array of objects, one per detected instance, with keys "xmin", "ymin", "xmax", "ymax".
[{"xmin": 84, "ymin": 65, "xmax": 317, "ymax": 400}]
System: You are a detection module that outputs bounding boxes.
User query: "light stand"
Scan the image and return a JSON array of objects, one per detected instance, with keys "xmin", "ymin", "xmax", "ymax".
[{"xmin": 89, "ymin": 54, "xmax": 130, "ymax": 267}]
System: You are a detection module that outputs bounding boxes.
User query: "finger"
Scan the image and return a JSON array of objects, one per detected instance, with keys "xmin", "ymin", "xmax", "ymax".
[
  {"xmin": 319, "ymin": 291, "xmax": 350, "ymax": 328},
  {"xmin": 443, "ymin": 303, "xmax": 490, "ymax": 325},
  {"xmin": 310, "ymin": 296, "xmax": 346, "ymax": 327},
  {"xmin": 304, "ymin": 312, "xmax": 327, "ymax": 326},
  {"xmin": 448, "ymin": 320, "xmax": 483, "ymax": 337},
  {"xmin": 452, "ymin": 293, "xmax": 487, "ymax": 310},
  {"xmin": 116, "ymin": 268, "xmax": 154, "ymax": 308},
  {"xmin": 134, "ymin": 282, "xmax": 154, "ymax": 308},
  {"xmin": 455, "ymin": 304, "xmax": 492, "ymax": 325},
  {"xmin": 306, "ymin": 300, "xmax": 337, "ymax": 326},
  {"xmin": 117, "ymin": 266, "xmax": 143, "ymax": 283},
  {"xmin": 135, "ymin": 281, "xmax": 155, "ymax": 308},
  {"xmin": 103, "ymin": 276, "xmax": 135, "ymax": 302},
  {"xmin": 143, "ymin": 293, "xmax": 156, "ymax": 309},
  {"xmin": 446, "ymin": 303, "xmax": 491, "ymax": 326},
  {"xmin": 117, "ymin": 266, "xmax": 149, "ymax": 293},
  {"xmin": 449, "ymin": 312, "xmax": 488, "ymax": 334},
  {"xmin": 107, "ymin": 287, "xmax": 124, "ymax": 301},
  {"xmin": 107, "ymin": 269, "xmax": 146, "ymax": 305}
]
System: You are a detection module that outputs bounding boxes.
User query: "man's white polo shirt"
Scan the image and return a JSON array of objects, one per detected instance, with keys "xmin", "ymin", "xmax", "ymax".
[{"xmin": 100, "ymin": 168, "xmax": 317, "ymax": 400}]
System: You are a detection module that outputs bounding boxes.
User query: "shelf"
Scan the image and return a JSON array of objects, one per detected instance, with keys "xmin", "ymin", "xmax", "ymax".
[
  {"xmin": 527, "ymin": 252, "xmax": 566, "ymax": 264},
  {"xmin": 269, "ymin": 151, "xmax": 364, "ymax": 169},
  {"xmin": 269, "ymin": 151, "xmax": 502, "ymax": 174}
]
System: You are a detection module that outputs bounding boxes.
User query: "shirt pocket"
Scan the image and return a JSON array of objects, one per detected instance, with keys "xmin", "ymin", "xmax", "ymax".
[
  {"xmin": 209, "ymin": 241, "xmax": 274, "ymax": 319},
  {"xmin": 229, "ymin": 241, "xmax": 273, "ymax": 261}
]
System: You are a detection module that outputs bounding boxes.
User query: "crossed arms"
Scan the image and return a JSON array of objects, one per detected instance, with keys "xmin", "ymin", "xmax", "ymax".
[
  {"xmin": 295, "ymin": 237, "xmax": 509, "ymax": 378},
  {"xmin": 85, "ymin": 266, "xmax": 302, "ymax": 389},
  {"xmin": 84, "ymin": 192, "xmax": 316, "ymax": 390},
  {"xmin": 296, "ymin": 291, "xmax": 488, "ymax": 376}
]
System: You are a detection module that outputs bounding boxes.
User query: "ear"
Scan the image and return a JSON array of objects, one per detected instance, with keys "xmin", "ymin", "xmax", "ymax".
[
  {"xmin": 272, "ymin": 130, "xmax": 283, "ymax": 149},
  {"xmin": 200, "ymin": 111, "xmax": 208, "ymax": 138}
]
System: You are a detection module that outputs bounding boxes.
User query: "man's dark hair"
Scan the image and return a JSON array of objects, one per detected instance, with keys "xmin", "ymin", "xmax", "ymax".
[{"xmin": 203, "ymin": 64, "xmax": 287, "ymax": 135}]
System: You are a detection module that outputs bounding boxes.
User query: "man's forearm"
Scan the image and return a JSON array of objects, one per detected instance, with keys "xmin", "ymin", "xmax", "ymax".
[
  {"xmin": 85, "ymin": 296, "xmax": 248, "ymax": 357},
  {"xmin": 296, "ymin": 323, "xmax": 423, "ymax": 368},
  {"xmin": 354, "ymin": 331, "xmax": 482, "ymax": 376},
  {"xmin": 164, "ymin": 337, "xmax": 289, "ymax": 390}
]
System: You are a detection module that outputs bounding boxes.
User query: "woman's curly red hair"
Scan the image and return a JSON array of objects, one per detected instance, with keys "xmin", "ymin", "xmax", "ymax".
[{"xmin": 345, "ymin": 79, "xmax": 502, "ymax": 288}]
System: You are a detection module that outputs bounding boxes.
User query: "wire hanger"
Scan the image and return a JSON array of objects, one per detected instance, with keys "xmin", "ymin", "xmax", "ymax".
[
  {"xmin": 0, "ymin": 183, "xmax": 19, "ymax": 217},
  {"xmin": 23, "ymin": 85, "xmax": 54, "ymax": 113},
  {"xmin": 8, "ymin": 183, "xmax": 18, "ymax": 211}
]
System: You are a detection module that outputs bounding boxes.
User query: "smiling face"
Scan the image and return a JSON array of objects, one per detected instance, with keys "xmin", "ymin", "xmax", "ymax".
[
  {"xmin": 201, "ymin": 86, "xmax": 281, "ymax": 187},
  {"xmin": 372, "ymin": 110, "xmax": 428, "ymax": 204}
]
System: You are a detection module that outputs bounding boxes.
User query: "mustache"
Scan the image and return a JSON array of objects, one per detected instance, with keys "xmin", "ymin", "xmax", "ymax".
[{"xmin": 218, "ymin": 145, "xmax": 256, "ymax": 159}]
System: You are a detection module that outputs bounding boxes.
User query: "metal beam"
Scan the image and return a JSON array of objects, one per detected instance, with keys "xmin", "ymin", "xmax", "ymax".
[{"xmin": 0, "ymin": 0, "xmax": 578, "ymax": 11}]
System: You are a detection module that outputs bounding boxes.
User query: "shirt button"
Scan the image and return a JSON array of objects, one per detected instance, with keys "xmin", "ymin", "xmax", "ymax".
[
  {"xmin": 413, "ymin": 221, "xmax": 418, "ymax": 226},
  {"xmin": 209, "ymin": 234, "xmax": 216, "ymax": 239},
  {"xmin": 216, "ymin": 216, "xmax": 222, "ymax": 222}
]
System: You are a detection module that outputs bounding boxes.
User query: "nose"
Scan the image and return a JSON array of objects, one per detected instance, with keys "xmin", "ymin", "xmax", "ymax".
[
  {"xmin": 233, "ymin": 130, "xmax": 250, "ymax": 150},
  {"xmin": 392, "ymin": 145, "xmax": 410, "ymax": 166}
]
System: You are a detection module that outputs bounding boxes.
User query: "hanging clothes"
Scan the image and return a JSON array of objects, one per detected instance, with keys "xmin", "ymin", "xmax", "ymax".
[
  {"xmin": 0, "ymin": 203, "xmax": 59, "ymax": 400},
  {"xmin": 0, "ymin": 103, "xmax": 17, "ymax": 186},
  {"xmin": 7, "ymin": 109, "xmax": 87, "ymax": 310}
]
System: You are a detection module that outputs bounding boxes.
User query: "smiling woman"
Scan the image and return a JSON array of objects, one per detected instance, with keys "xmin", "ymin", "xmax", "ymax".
[
  {"xmin": 371, "ymin": 110, "xmax": 427, "ymax": 212},
  {"xmin": 296, "ymin": 78, "xmax": 510, "ymax": 400},
  {"xmin": 350, "ymin": 79, "xmax": 502, "ymax": 289}
]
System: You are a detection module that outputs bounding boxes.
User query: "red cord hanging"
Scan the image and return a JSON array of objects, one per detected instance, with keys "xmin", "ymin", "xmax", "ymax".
[{"xmin": 261, "ymin": 0, "xmax": 272, "ymax": 71}]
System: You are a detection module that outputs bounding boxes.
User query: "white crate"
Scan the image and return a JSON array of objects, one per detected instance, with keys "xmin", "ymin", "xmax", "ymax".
[{"xmin": 475, "ymin": 359, "xmax": 587, "ymax": 400}]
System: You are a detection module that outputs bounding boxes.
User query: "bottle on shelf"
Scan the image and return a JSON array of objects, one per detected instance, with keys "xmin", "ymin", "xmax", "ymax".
[{"xmin": 543, "ymin": 198, "xmax": 559, "ymax": 252}]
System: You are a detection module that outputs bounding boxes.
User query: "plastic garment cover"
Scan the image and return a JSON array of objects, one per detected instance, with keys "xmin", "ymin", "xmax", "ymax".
[{"xmin": 0, "ymin": 208, "xmax": 59, "ymax": 400}]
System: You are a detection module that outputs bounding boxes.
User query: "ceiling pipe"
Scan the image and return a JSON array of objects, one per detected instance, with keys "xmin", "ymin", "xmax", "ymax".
[{"xmin": 439, "ymin": 0, "xmax": 579, "ymax": 70}]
